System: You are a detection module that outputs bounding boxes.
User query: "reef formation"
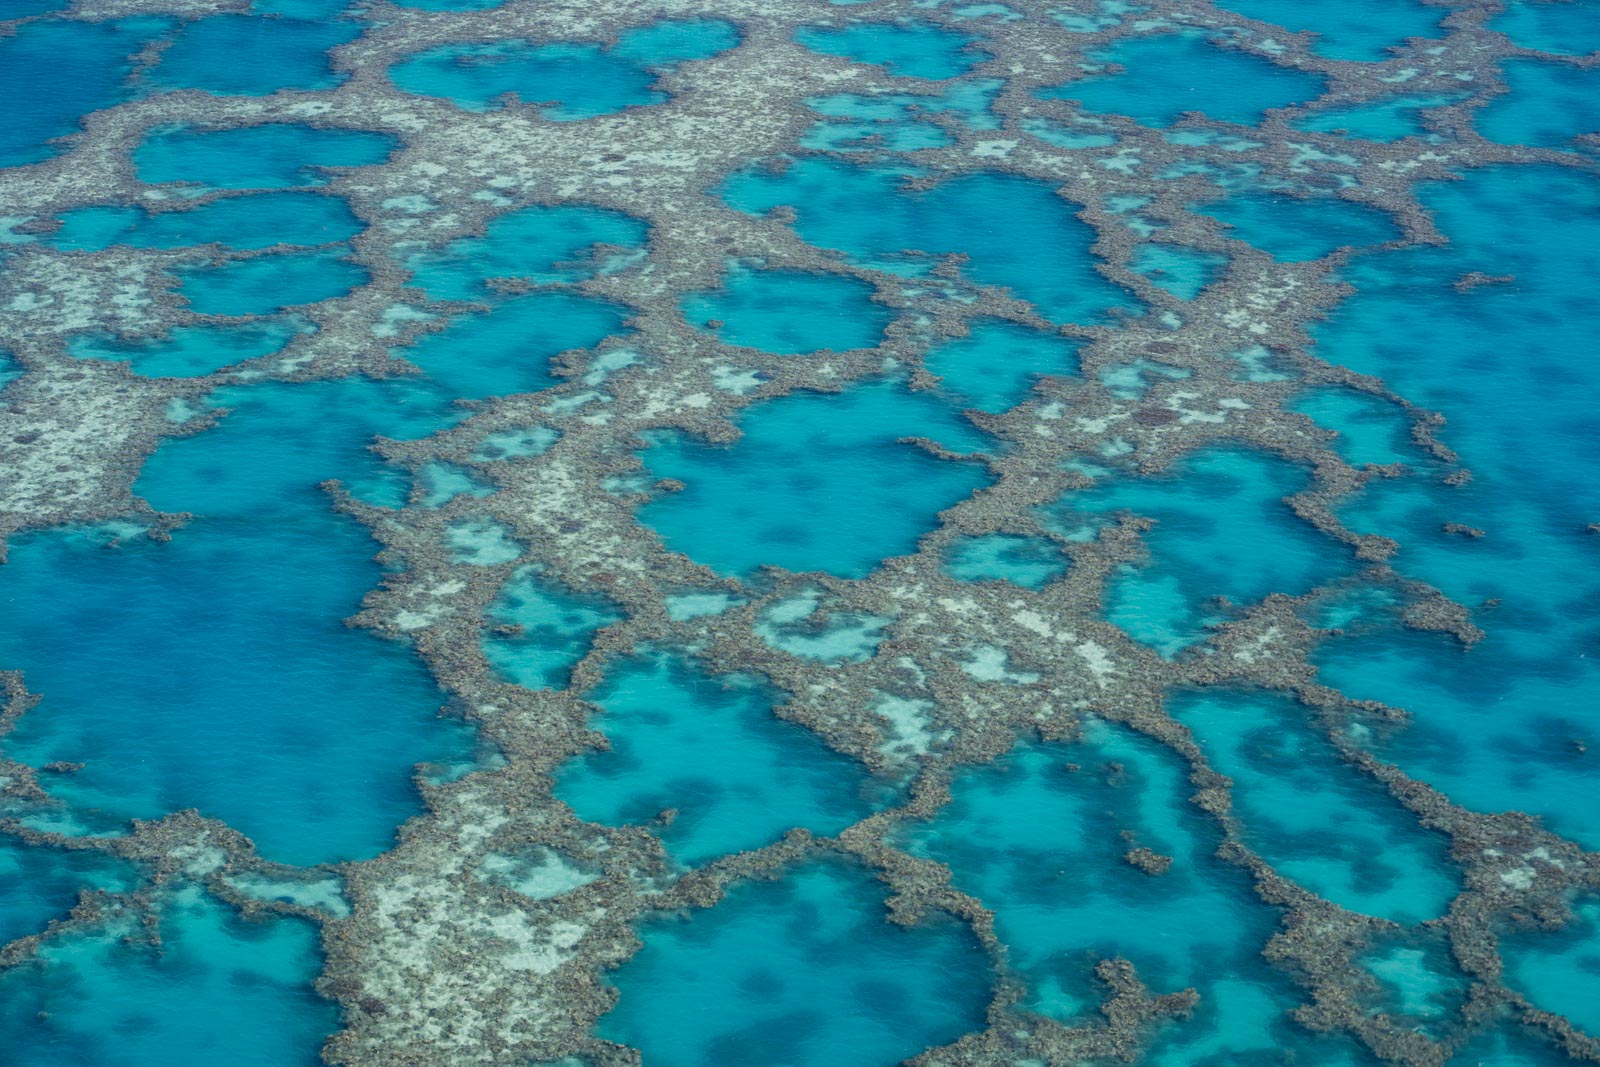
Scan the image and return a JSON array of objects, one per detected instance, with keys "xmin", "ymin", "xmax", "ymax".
[{"xmin": 0, "ymin": 0, "xmax": 1598, "ymax": 1064}]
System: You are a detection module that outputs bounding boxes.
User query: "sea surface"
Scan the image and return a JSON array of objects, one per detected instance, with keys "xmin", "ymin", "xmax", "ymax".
[{"xmin": 0, "ymin": 0, "xmax": 1597, "ymax": 1065}]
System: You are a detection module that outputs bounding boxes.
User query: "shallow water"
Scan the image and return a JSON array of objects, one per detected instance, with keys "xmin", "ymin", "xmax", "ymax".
[
  {"xmin": 1306, "ymin": 164, "xmax": 1600, "ymax": 848},
  {"xmin": 555, "ymin": 655, "xmax": 876, "ymax": 864},
  {"xmin": 1213, "ymin": 0, "xmax": 1444, "ymax": 61},
  {"xmin": 723, "ymin": 158, "xmax": 1138, "ymax": 323},
  {"xmin": 1294, "ymin": 96, "xmax": 1461, "ymax": 143},
  {"xmin": 177, "ymin": 249, "xmax": 369, "ymax": 315},
  {"xmin": 1503, "ymin": 899, "xmax": 1600, "ymax": 1038},
  {"xmin": 639, "ymin": 378, "xmax": 991, "ymax": 577},
  {"xmin": 1196, "ymin": 191, "xmax": 1399, "ymax": 262},
  {"xmin": 0, "ymin": 835, "xmax": 135, "ymax": 945},
  {"xmin": 1170, "ymin": 690, "xmax": 1458, "ymax": 923},
  {"xmin": 1046, "ymin": 447, "xmax": 1350, "ymax": 654},
  {"xmin": 145, "ymin": 13, "xmax": 358, "ymax": 95},
  {"xmin": 682, "ymin": 267, "xmax": 890, "ymax": 354},
  {"xmin": 1476, "ymin": 60, "xmax": 1600, "ymax": 152},
  {"xmin": 0, "ymin": 18, "xmax": 164, "ymax": 167},
  {"xmin": 1047, "ymin": 33, "xmax": 1326, "ymax": 128},
  {"xmin": 903, "ymin": 722, "xmax": 1276, "ymax": 998},
  {"xmin": 68, "ymin": 319, "xmax": 311, "ymax": 378},
  {"xmin": 483, "ymin": 565, "xmax": 617, "ymax": 690},
  {"xmin": 1491, "ymin": 0, "xmax": 1600, "ymax": 55},
  {"xmin": 600, "ymin": 858, "xmax": 991, "ymax": 1066},
  {"xmin": 924, "ymin": 318, "xmax": 1081, "ymax": 412},
  {"xmin": 390, "ymin": 19, "xmax": 737, "ymax": 115},
  {"xmin": 134, "ymin": 124, "xmax": 396, "ymax": 189},
  {"xmin": 795, "ymin": 19, "xmax": 990, "ymax": 80},
  {"xmin": 0, "ymin": 379, "xmax": 475, "ymax": 865},
  {"xmin": 0, "ymin": 887, "xmax": 334, "ymax": 1066},
  {"xmin": 51, "ymin": 192, "xmax": 363, "ymax": 252}
]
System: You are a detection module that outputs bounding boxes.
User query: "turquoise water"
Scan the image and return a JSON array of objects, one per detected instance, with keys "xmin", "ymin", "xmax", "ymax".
[
  {"xmin": 795, "ymin": 19, "xmax": 989, "ymax": 79},
  {"xmin": 482, "ymin": 566, "xmax": 618, "ymax": 690},
  {"xmin": 134, "ymin": 124, "xmax": 396, "ymax": 189},
  {"xmin": 755, "ymin": 589, "xmax": 891, "ymax": 662},
  {"xmin": 1213, "ymin": 0, "xmax": 1444, "ymax": 61},
  {"xmin": 555, "ymin": 655, "xmax": 875, "ymax": 864},
  {"xmin": 1476, "ymin": 60, "xmax": 1600, "ymax": 151},
  {"xmin": 944, "ymin": 533, "xmax": 1069, "ymax": 588},
  {"xmin": 1046, "ymin": 34, "xmax": 1326, "ymax": 128},
  {"xmin": 1145, "ymin": 960, "xmax": 1368, "ymax": 1067},
  {"xmin": 601, "ymin": 858, "xmax": 991, "ymax": 1066},
  {"xmin": 397, "ymin": 292, "xmax": 626, "ymax": 399},
  {"xmin": 0, "ymin": 835, "xmax": 135, "ymax": 945},
  {"xmin": 924, "ymin": 319, "xmax": 1080, "ymax": 412},
  {"xmin": 1362, "ymin": 940, "xmax": 1462, "ymax": 1028},
  {"xmin": 51, "ymin": 192, "xmax": 362, "ymax": 252},
  {"xmin": 803, "ymin": 80, "xmax": 1001, "ymax": 151},
  {"xmin": 903, "ymin": 722, "xmax": 1274, "ymax": 998},
  {"xmin": 392, "ymin": 0, "xmax": 505, "ymax": 10},
  {"xmin": 682, "ymin": 268, "xmax": 890, "ymax": 354},
  {"xmin": 0, "ymin": 18, "xmax": 163, "ymax": 168},
  {"xmin": 177, "ymin": 249, "xmax": 369, "ymax": 315},
  {"xmin": 68, "ymin": 320, "xmax": 310, "ymax": 378},
  {"xmin": 724, "ymin": 159, "xmax": 1138, "ymax": 323},
  {"xmin": 146, "ymin": 13, "xmax": 358, "ymax": 95},
  {"xmin": 1492, "ymin": 0, "xmax": 1600, "ymax": 55},
  {"xmin": 639, "ymin": 379, "xmax": 992, "ymax": 577},
  {"xmin": 6, "ymin": 1, "xmax": 1600, "ymax": 1061},
  {"xmin": 390, "ymin": 19, "xmax": 737, "ymax": 115},
  {"xmin": 404, "ymin": 204, "xmax": 647, "ymax": 300},
  {"xmin": 0, "ymin": 0, "xmax": 67, "ymax": 15},
  {"xmin": 1196, "ymin": 192, "xmax": 1400, "ymax": 262},
  {"xmin": 390, "ymin": 204, "xmax": 642, "ymax": 396},
  {"xmin": 1130, "ymin": 243, "xmax": 1227, "ymax": 300},
  {"xmin": 1502, "ymin": 899, "xmax": 1600, "ymax": 1039},
  {"xmin": 0, "ymin": 888, "xmax": 334, "ymax": 1066},
  {"xmin": 1169, "ymin": 691, "xmax": 1457, "ymax": 923},
  {"xmin": 1294, "ymin": 97, "xmax": 1461, "ymax": 142},
  {"xmin": 1452, "ymin": 1029, "xmax": 1587, "ymax": 1067},
  {"xmin": 1290, "ymin": 386, "xmax": 1414, "ymax": 466},
  {"xmin": 1305, "ymin": 164, "xmax": 1600, "ymax": 848},
  {"xmin": 0, "ymin": 379, "xmax": 474, "ymax": 865},
  {"xmin": 1046, "ymin": 448, "xmax": 1349, "ymax": 655}
]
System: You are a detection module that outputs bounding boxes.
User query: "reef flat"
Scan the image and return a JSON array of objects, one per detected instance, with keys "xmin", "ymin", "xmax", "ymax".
[{"xmin": 1, "ymin": 0, "xmax": 1598, "ymax": 1063}]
